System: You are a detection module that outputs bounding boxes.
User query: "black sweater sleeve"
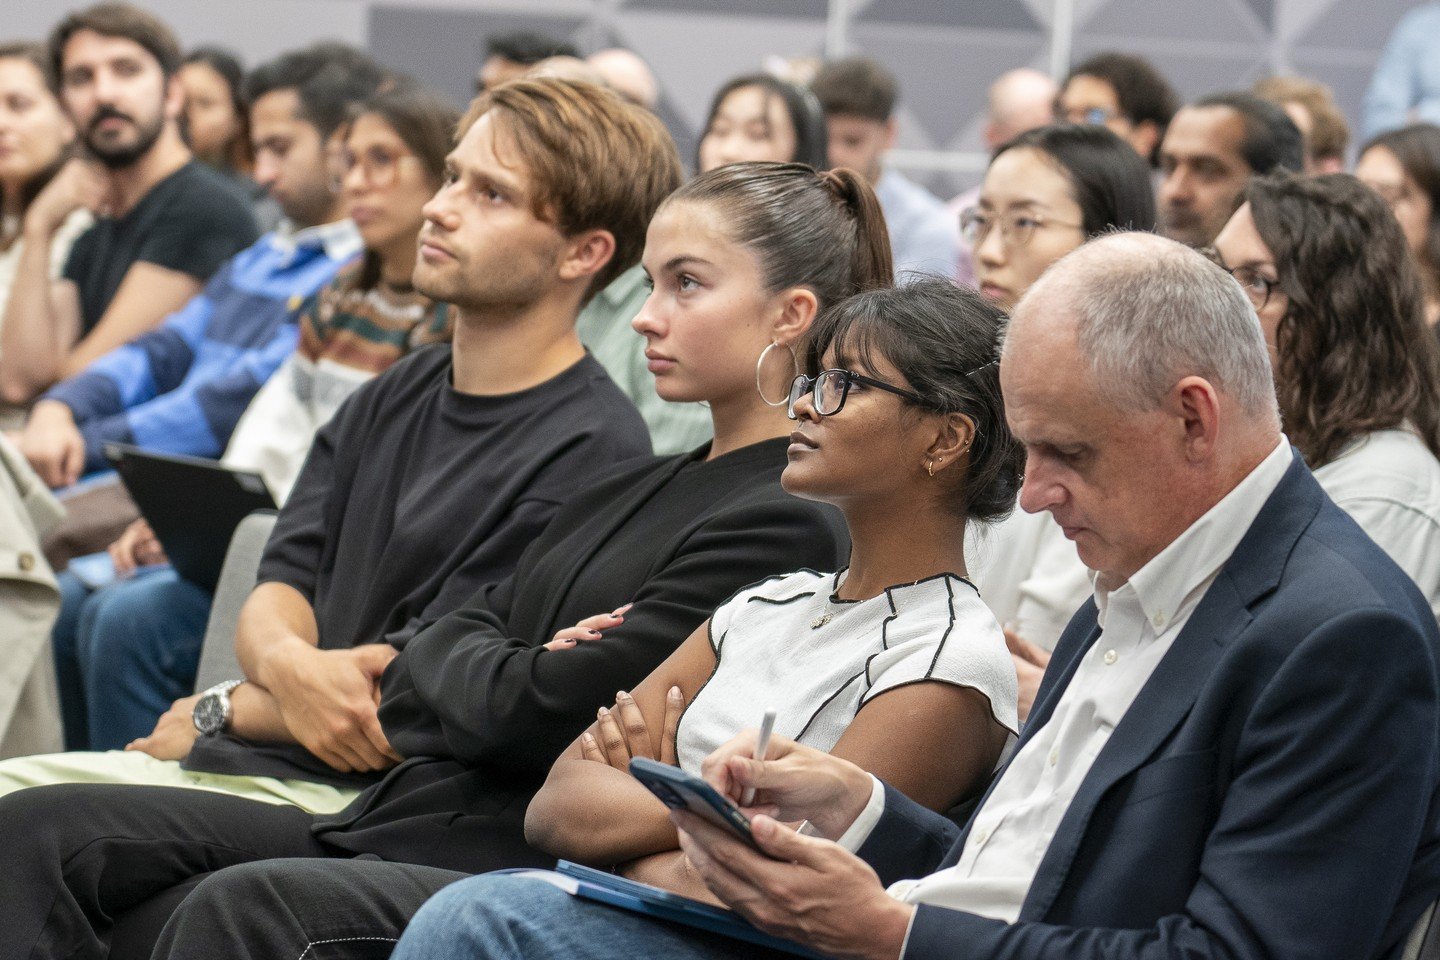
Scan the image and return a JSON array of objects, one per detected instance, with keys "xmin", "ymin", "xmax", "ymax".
[
  {"xmin": 380, "ymin": 494, "xmax": 846, "ymax": 776},
  {"xmin": 251, "ymin": 382, "xmax": 365, "ymax": 600}
]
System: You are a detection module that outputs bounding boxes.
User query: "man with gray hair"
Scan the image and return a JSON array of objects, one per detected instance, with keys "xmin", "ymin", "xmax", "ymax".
[{"xmin": 394, "ymin": 232, "xmax": 1440, "ymax": 960}]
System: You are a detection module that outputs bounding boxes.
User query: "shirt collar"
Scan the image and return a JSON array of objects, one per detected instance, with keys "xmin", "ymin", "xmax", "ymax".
[
  {"xmin": 270, "ymin": 218, "xmax": 363, "ymax": 262},
  {"xmin": 1094, "ymin": 436, "xmax": 1293, "ymax": 633}
]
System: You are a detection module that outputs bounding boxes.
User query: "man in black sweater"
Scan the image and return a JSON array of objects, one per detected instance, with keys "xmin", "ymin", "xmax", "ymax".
[{"xmin": 0, "ymin": 78, "xmax": 681, "ymax": 815}]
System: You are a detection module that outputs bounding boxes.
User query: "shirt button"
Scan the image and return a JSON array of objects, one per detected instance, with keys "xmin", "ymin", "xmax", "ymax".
[
  {"xmin": 1152, "ymin": 612, "xmax": 1166, "ymax": 628},
  {"xmin": 17, "ymin": 552, "xmax": 34, "ymax": 572},
  {"xmin": 1048, "ymin": 749, "xmax": 1059, "ymax": 766},
  {"xmin": 974, "ymin": 828, "xmax": 991, "ymax": 845},
  {"xmin": 1103, "ymin": 649, "xmax": 1118, "ymax": 665}
]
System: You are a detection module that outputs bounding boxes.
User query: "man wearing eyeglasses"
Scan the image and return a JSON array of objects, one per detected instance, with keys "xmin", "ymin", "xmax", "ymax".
[{"xmin": 1056, "ymin": 53, "xmax": 1178, "ymax": 169}]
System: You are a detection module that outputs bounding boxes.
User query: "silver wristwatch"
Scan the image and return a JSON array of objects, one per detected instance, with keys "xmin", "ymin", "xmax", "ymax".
[{"xmin": 192, "ymin": 679, "xmax": 245, "ymax": 736}]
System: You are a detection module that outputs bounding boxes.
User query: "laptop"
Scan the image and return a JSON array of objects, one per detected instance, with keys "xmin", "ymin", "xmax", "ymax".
[{"xmin": 104, "ymin": 443, "xmax": 277, "ymax": 592}]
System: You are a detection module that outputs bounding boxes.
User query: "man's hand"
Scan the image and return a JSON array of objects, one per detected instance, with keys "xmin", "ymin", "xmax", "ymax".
[
  {"xmin": 581, "ymin": 685, "xmax": 683, "ymax": 770},
  {"xmin": 22, "ymin": 158, "xmax": 109, "ymax": 238},
  {"xmin": 20, "ymin": 400, "xmax": 86, "ymax": 488},
  {"xmin": 264, "ymin": 642, "xmax": 403, "ymax": 773},
  {"xmin": 1005, "ymin": 629, "xmax": 1051, "ymax": 724},
  {"xmin": 674, "ymin": 810, "xmax": 914, "ymax": 960},
  {"xmin": 700, "ymin": 732, "xmax": 873, "ymax": 841},
  {"xmin": 125, "ymin": 694, "xmax": 201, "ymax": 761},
  {"xmin": 109, "ymin": 518, "xmax": 167, "ymax": 576}
]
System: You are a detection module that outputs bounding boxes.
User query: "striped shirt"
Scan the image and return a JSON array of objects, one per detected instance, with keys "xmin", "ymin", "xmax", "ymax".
[{"xmin": 676, "ymin": 569, "xmax": 1019, "ymax": 774}]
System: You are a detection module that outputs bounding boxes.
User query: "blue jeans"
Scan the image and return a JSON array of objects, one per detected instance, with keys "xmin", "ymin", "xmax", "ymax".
[
  {"xmin": 52, "ymin": 568, "xmax": 213, "ymax": 750},
  {"xmin": 392, "ymin": 873, "xmax": 787, "ymax": 960}
]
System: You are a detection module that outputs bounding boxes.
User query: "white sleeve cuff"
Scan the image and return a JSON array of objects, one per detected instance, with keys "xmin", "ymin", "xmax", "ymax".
[{"xmin": 834, "ymin": 773, "xmax": 887, "ymax": 852}]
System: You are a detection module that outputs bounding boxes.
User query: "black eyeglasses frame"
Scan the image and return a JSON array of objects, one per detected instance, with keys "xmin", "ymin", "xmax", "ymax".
[{"xmin": 785, "ymin": 368, "xmax": 927, "ymax": 421}]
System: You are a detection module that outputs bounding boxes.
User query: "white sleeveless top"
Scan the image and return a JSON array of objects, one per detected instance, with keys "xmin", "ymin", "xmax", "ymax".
[{"xmin": 675, "ymin": 569, "xmax": 1020, "ymax": 774}]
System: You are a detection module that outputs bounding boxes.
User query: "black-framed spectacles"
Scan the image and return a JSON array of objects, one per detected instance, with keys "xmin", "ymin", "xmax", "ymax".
[
  {"xmin": 786, "ymin": 369, "xmax": 926, "ymax": 421},
  {"xmin": 1200, "ymin": 246, "xmax": 1278, "ymax": 310}
]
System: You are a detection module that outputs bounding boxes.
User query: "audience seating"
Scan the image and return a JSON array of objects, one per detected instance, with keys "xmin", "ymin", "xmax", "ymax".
[
  {"xmin": 191, "ymin": 510, "xmax": 277, "ymax": 693},
  {"xmin": 1408, "ymin": 903, "xmax": 1440, "ymax": 960}
]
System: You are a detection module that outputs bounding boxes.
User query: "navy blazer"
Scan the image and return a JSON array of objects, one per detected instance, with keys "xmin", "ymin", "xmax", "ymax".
[{"xmin": 859, "ymin": 453, "xmax": 1440, "ymax": 959}]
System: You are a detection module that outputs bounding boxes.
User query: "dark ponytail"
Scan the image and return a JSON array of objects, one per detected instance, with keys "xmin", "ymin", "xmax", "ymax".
[
  {"xmin": 664, "ymin": 161, "xmax": 894, "ymax": 310},
  {"xmin": 819, "ymin": 167, "xmax": 894, "ymax": 294}
]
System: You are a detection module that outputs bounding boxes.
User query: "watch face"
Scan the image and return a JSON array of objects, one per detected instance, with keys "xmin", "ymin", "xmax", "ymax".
[{"xmin": 194, "ymin": 694, "xmax": 226, "ymax": 735}]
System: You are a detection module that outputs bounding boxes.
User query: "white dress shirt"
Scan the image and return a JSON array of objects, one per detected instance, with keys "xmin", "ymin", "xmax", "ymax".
[
  {"xmin": 1311, "ymin": 428, "xmax": 1440, "ymax": 621},
  {"xmin": 842, "ymin": 438, "xmax": 1293, "ymax": 926}
]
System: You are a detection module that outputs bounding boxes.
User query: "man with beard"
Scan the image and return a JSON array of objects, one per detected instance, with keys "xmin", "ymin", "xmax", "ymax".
[
  {"xmin": 1156, "ymin": 91, "xmax": 1303, "ymax": 248},
  {"xmin": 0, "ymin": 2, "xmax": 256, "ymax": 406}
]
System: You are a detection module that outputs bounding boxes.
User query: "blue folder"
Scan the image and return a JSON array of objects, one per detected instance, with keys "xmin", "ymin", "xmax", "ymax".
[{"xmin": 491, "ymin": 861, "xmax": 830, "ymax": 958}]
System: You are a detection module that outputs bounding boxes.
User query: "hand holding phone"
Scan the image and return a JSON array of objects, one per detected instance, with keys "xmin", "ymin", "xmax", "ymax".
[{"xmin": 629, "ymin": 757, "xmax": 760, "ymax": 850}]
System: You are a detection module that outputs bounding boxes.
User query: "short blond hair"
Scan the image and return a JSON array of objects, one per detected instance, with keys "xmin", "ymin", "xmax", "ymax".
[
  {"xmin": 1253, "ymin": 75, "xmax": 1350, "ymax": 166},
  {"xmin": 459, "ymin": 78, "xmax": 682, "ymax": 301}
]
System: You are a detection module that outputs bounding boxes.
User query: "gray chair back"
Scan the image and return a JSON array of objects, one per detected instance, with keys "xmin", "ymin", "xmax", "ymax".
[
  {"xmin": 191, "ymin": 510, "xmax": 277, "ymax": 692},
  {"xmin": 1405, "ymin": 902, "xmax": 1440, "ymax": 960}
]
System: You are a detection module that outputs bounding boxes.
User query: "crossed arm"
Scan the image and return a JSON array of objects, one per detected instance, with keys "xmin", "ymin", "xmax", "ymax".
[
  {"xmin": 126, "ymin": 581, "xmax": 402, "ymax": 772},
  {"xmin": 525, "ymin": 612, "xmax": 1010, "ymax": 903}
]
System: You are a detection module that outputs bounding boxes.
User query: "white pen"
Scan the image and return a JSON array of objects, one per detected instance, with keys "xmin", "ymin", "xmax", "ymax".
[{"xmin": 740, "ymin": 709, "xmax": 777, "ymax": 807}]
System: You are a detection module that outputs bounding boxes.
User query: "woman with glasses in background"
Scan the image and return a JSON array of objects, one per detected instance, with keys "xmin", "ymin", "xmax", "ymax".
[
  {"xmin": 960, "ymin": 123, "xmax": 1156, "ymax": 720},
  {"xmin": 963, "ymin": 123, "xmax": 1155, "ymax": 313},
  {"xmin": 1210, "ymin": 171, "xmax": 1440, "ymax": 618},
  {"xmin": 1356, "ymin": 124, "xmax": 1440, "ymax": 329},
  {"xmin": 522, "ymin": 278, "xmax": 1021, "ymax": 902}
]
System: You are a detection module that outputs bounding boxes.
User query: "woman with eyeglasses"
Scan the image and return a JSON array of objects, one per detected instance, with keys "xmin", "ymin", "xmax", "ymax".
[
  {"xmin": 1356, "ymin": 124, "xmax": 1440, "ymax": 329},
  {"xmin": 964, "ymin": 123, "xmax": 1156, "ymax": 313},
  {"xmin": 1210, "ymin": 171, "xmax": 1440, "ymax": 617},
  {"xmin": 520, "ymin": 276, "xmax": 1022, "ymax": 903}
]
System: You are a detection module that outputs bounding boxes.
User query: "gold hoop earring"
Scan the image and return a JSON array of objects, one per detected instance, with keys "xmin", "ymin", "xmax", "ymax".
[
  {"xmin": 925, "ymin": 457, "xmax": 937, "ymax": 478},
  {"xmin": 756, "ymin": 341, "xmax": 799, "ymax": 407}
]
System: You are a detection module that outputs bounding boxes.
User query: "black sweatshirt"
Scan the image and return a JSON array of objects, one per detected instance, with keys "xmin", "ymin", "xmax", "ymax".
[
  {"xmin": 312, "ymin": 438, "xmax": 849, "ymax": 871},
  {"xmin": 184, "ymin": 345, "xmax": 651, "ymax": 784}
]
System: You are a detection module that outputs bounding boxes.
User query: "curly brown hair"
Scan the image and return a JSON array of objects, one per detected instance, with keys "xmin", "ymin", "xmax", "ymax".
[{"xmin": 1246, "ymin": 171, "xmax": 1440, "ymax": 467}]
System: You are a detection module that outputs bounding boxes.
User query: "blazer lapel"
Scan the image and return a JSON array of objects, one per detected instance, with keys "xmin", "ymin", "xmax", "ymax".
[{"xmin": 1016, "ymin": 453, "xmax": 1325, "ymax": 920}]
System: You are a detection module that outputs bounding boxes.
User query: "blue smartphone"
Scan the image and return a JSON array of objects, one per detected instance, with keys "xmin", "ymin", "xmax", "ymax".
[{"xmin": 629, "ymin": 757, "xmax": 760, "ymax": 849}]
